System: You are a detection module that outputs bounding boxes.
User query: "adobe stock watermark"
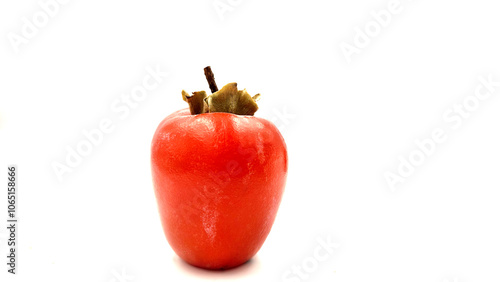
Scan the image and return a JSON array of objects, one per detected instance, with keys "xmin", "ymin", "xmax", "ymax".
[
  {"xmin": 51, "ymin": 64, "xmax": 169, "ymax": 183},
  {"xmin": 7, "ymin": 0, "xmax": 70, "ymax": 54},
  {"xmin": 108, "ymin": 267, "xmax": 134, "ymax": 282},
  {"xmin": 213, "ymin": 0, "xmax": 243, "ymax": 21},
  {"xmin": 265, "ymin": 105, "xmax": 296, "ymax": 135},
  {"xmin": 281, "ymin": 234, "xmax": 340, "ymax": 282},
  {"xmin": 340, "ymin": 0, "xmax": 416, "ymax": 64},
  {"xmin": 385, "ymin": 74, "xmax": 500, "ymax": 191}
]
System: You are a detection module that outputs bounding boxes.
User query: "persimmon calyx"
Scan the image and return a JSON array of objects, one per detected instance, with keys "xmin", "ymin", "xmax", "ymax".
[{"xmin": 182, "ymin": 82, "xmax": 259, "ymax": 116}]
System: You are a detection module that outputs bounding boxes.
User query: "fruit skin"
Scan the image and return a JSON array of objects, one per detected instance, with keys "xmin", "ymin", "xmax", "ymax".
[{"xmin": 151, "ymin": 108, "xmax": 288, "ymax": 270}]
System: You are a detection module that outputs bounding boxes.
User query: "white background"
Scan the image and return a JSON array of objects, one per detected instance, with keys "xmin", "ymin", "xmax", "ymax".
[{"xmin": 1, "ymin": 0, "xmax": 500, "ymax": 281}]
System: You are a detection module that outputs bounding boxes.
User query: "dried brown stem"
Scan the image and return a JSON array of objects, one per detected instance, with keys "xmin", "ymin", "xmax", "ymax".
[{"xmin": 204, "ymin": 66, "xmax": 219, "ymax": 93}]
